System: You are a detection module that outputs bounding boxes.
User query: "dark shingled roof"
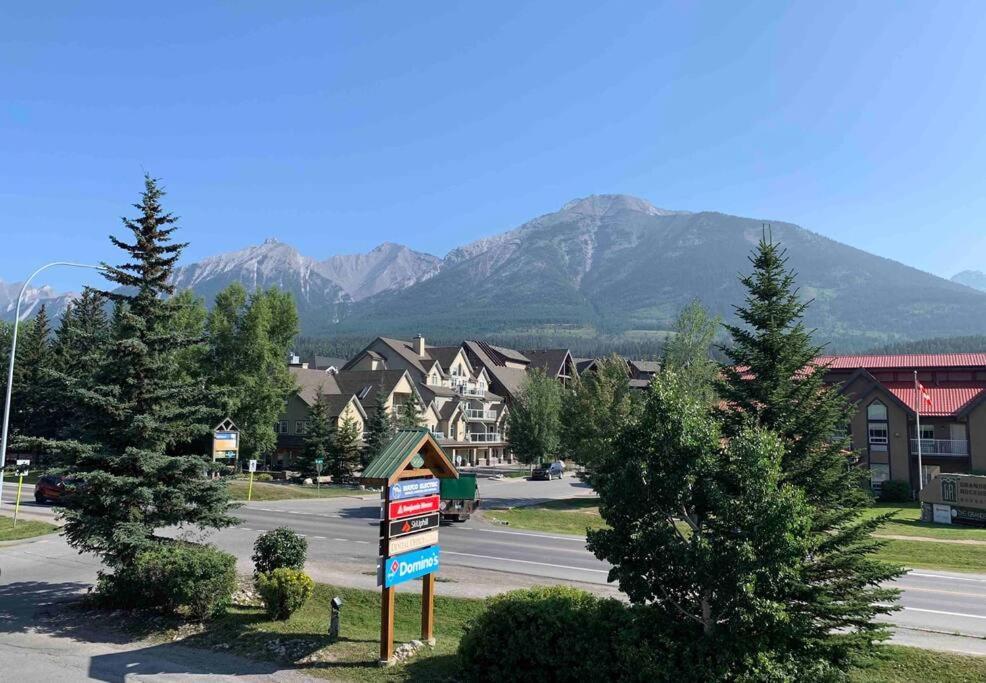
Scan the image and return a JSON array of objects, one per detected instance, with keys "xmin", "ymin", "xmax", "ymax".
[
  {"xmin": 628, "ymin": 359, "xmax": 661, "ymax": 375},
  {"xmin": 522, "ymin": 349, "xmax": 573, "ymax": 378},
  {"xmin": 306, "ymin": 355, "xmax": 348, "ymax": 371},
  {"xmin": 427, "ymin": 345, "xmax": 467, "ymax": 373},
  {"xmin": 290, "ymin": 367, "xmax": 341, "ymax": 406},
  {"xmin": 333, "ymin": 369, "xmax": 412, "ymax": 407}
]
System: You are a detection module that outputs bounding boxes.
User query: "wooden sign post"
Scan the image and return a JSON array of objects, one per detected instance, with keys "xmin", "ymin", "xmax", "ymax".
[{"xmin": 361, "ymin": 428, "xmax": 458, "ymax": 666}]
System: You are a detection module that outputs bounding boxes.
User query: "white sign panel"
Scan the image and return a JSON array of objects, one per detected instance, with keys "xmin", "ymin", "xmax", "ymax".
[
  {"xmin": 248, "ymin": 459, "xmax": 257, "ymax": 473},
  {"xmin": 15, "ymin": 459, "xmax": 29, "ymax": 475},
  {"xmin": 388, "ymin": 529, "xmax": 440, "ymax": 555},
  {"xmin": 933, "ymin": 503, "xmax": 952, "ymax": 525}
]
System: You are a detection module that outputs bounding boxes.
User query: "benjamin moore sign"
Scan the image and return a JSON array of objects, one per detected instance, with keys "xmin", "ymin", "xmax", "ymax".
[
  {"xmin": 389, "ymin": 495, "xmax": 441, "ymax": 520},
  {"xmin": 386, "ymin": 513, "xmax": 440, "ymax": 538},
  {"xmin": 384, "ymin": 545, "xmax": 441, "ymax": 587},
  {"xmin": 389, "ymin": 478, "xmax": 440, "ymax": 501}
]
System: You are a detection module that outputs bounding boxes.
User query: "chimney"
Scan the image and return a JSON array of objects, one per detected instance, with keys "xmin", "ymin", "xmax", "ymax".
[{"xmin": 414, "ymin": 334, "xmax": 426, "ymax": 357}]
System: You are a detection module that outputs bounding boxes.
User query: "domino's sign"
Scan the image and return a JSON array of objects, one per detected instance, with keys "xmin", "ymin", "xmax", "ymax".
[
  {"xmin": 390, "ymin": 478, "xmax": 440, "ymax": 501},
  {"xmin": 384, "ymin": 545, "xmax": 441, "ymax": 587}
]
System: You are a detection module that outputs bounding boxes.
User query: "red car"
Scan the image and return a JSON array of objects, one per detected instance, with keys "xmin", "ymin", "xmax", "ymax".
[{"xmin": 34, "ymin": 475, "xmax": 77, "ymax": 504}]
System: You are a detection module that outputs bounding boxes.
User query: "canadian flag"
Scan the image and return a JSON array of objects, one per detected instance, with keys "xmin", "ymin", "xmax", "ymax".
[{"xmin": 915, "ymin": 378, "xmax": 933, "ymax": 412}]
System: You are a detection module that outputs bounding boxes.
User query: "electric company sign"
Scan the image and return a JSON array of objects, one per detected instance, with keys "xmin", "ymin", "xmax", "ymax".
[
  {"xmin": 389, "ymin": 478, "xmax": 440, "ymax": 501},
  {"xmin": 388, "ymin": 495, "xmax": 440, "ymax": 520},
  {"xmin": 384, "ymin": 545, "xmax": 441, "ymax": 587}
]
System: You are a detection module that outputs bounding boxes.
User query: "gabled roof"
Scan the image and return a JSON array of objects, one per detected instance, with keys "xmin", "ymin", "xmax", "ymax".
[
  {"xmin": 290, "ymin": 366, "xmax": 341, "ymax": 406},
  {"xmin": 818, "ymin": 353, "xmax": 986, "ymax": 370},
  {"xmin": 322, "ymin": 393, "xmax": 368, "ymax": 420},
  {"xmin": 333, "ymin": 369, "xmax": 417, "ymax": 408},
  {"xmin": 468, "ymin": 340, "xmax": 529, "ymax": 367},
  {"xmin": 361, "ymin": 428, "xmax": 458, "ymax": 485},
  {"xmin": 884, "ymin": 382, "xmax": 986, "ymax": 418},
  {"xmin": 628, "ymin": 359, "xmax": 661, "ymax": 375},
  {"xmin": 463, "ymin": 340, "xmax": 531, "ymax": 400},
  {"xmin": 306, "ymin": 355, "xmax": 349, "ymax": 371},
  {"xmin": 522, "ymin": 349, "xmax": 574, "ymax": 377},
  {"xmin": 427, "ymin": 345, "xmax": 469, "ymax": 374}
]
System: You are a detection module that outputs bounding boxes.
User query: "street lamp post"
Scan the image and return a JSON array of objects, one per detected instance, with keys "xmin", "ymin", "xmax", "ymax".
[{"xmin": 0, "ymin": 262, "xmax": 106, "ymax": 509}]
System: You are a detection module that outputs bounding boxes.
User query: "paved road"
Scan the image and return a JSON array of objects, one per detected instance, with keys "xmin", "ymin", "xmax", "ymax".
[{"xmin": 6, "ymin": 474, "xmax": 986, "ymax": 665}]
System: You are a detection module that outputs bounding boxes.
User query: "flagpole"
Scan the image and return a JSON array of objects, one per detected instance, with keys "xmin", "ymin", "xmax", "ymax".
[{"xmin": 915, "ymin": 370, "xmax": 924, "ymax": 493}]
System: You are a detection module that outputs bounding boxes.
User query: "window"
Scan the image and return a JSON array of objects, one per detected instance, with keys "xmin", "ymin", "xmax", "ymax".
[
  {"xmin": 867, "ymin": 402, "xmax": 887, "ymax": 421},
  {"xmin": 869, "ymin": 463, "xmax": 890, "ymax": 491},
  {"xmin": 867, "ymin": 401, "xmax": 889, "ymax": 452},
  {"xmin": 918, "ymin": 424, "xmax": 934, "ymax": 440},
  {"xmin": 295, "ymin": 420, "xmax": 309, "ymax": 435},
  {"xmin": 275, "ymin": 420, "xmax": 288, "ymax": 434}
]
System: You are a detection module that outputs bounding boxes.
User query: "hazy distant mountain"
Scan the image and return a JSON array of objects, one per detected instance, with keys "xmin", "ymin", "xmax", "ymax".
[
  {"xmin": 952, "ymin": 270, "xmax": 986, "ymax": 292},
  {"xmin": 0, "ymin": 279, "xmax": 75, "ymax": 322},
  {"xmin": 329, "ymin": 194, "xmax": 986, "ymax": 349},
  {"xmin": 10, "ymin": 194, "xmax": 986, "ymax": 350}
]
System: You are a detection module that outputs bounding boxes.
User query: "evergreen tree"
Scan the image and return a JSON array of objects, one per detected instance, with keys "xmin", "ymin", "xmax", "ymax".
[
  {"xmin": 58, "ymin": 175, "xmax": 234, "ymax": 572},
  {"xmin": 588, "ymin": 371, "xmax": 821, "ymax": 679},
  {"xmin": 397, "ymin": 392, "xmax": 424, "ymax": 428},
  {"xmin": 662, "ymin": 299, "xmax": 720, "ymax": 405},
  {"xmin": 560, "ymin": 355, "xmax": 638, "ymax": 477},
  {"xmin": 205, "ymin": 283, "xmax": 298, "ymax": 460},
  {"xmin": 505, "ymin": 368, "xmax": 563, "ymax": 467},
  {"xmin": 717, "ymin": 234, "xmax": 902, "ymax": 675},
  {"xmin": 298, "ymin": 391, "xmax": 333, "ymax": 478},
  {"xmin": 361, "ymin": 387, "xmax": 394, "ymax": 467},
  {"xmin": 329, "ymin": 415, "xmax": 362, "ymax": 480},
  {"xmin": 11, "ymin": 304, "xmax": 55, "ymax": 439}
]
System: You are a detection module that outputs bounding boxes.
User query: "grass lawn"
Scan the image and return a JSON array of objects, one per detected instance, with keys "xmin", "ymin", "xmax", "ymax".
[
  {"xmin": 150, "ymin": 582, "xmax": 485, "ymax": 681},
  {"xmin": 874, "ymin": 539, "xmax": 986, "ymax": 573},
  {"xmin": 850, "ymin": 645, "xmax": 986, "ymax": 682},
  {"xmin": 228, "ymin": 480, "xmax": 370, "ymax": 502},
  {"xmin": 864, "ymin": 502, "xmax": 986, "ymax": 541},
  {"xmin": 483, "ymin": 497, "xmax": 607, "ymax": 536},
  {"xmin": 0, "ymin": 515, "xmax": 57, "ymax": 542},
  {"xmin": 128, "ymin": 580, "xmax": 984, "ymax": 682}
]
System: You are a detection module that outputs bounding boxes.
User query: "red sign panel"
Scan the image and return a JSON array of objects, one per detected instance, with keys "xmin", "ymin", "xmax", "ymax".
[{"xmin": 388, "ymin": 495, "xmax": 440, "ymax": 520}]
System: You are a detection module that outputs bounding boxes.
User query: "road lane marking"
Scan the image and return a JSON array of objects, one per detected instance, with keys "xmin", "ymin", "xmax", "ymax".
[
  {"xmin": 313, "ymin": 536, "xmax": 326, "ymax": 540},
  {"xmin": 466, "ymin": 527, "xmax": 588, "ymax": 542},
  {"xmin": 443, "ymin": 551, "xmax": 610, "ymax": 574},
  {"xmin": 900, "ymin": 586, "xmax": 986, "ymax": 598},
  {"xmin": 908, "ymin": 572, "xmax": 986, "ymax": 583},
  {"xmin": 899, "ymin": 606, "xmax": 986, "ymax": 621}
]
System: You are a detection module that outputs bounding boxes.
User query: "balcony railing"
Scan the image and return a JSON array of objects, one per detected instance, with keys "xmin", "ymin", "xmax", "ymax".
[
  {"xmin": 465, "ymin": 409, "xmax": 497, "ymax": 421},
  {"xmin": 459, "ymin": 385, "xmax": 485, "ymax": 397},
  {"xmin": 469, "ymin": 432, "xmax": 502, "ymax": 443},
  {"xmin": 910, "ymin": 439, "xmax": 969, "ymax": 457},
  {"xmin": 430, "ymin": 430, "xmax": 446, "ymax": 440}
]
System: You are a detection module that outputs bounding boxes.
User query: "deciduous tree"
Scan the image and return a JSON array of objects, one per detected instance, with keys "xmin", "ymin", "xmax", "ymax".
[{"xmin": 506, "ymin": 368, "xmax": 563, "ymax": 466}]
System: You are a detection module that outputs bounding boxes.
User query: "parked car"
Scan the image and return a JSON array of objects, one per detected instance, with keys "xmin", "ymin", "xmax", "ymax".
[
  {"xmin": 532, "ymin": 461, "xmax": 565, "ymax": 480},
  {"xmin": 34, "ymin": 475, "xmax": 79, "ymax": 504}
]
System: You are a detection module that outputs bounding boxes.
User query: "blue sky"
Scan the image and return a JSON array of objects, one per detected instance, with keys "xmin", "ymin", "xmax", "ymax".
[{"xmin": 3, "ymin": 1, "xmax": 986, "ymax": 291}]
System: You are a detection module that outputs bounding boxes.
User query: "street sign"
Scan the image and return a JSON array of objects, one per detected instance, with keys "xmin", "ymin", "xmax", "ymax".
[
  {"xmin": 248, "ymin": 459, "xmax": 257, "ymax": 473},
  {"xmin": 315, "ymin": 458, "xmax": 325, "ymax": 465},
  {"xmin": 389, "ymin": 478, "xmax": 439, "ymax": 501},
  {"xmin": 388, "ymin": 495, "xmax": 440, "ymax": 520},
  {"xmin": 212, "ymin": 419, "xmax": 240, "ymax": 461},
  {"xmin": 384, "ymin": 545, "xmax": 441, "ymax": 588},
  {"xmin": 387, "ymin": 529, "xmax": 439, "ymax": 556},
  {"xmin": 385, "ymin": 512, "xmax": 440, "ymax": 539},
  {"xmin": 15, "ymin": 458, "xmax": 29, "ymax": 476}
]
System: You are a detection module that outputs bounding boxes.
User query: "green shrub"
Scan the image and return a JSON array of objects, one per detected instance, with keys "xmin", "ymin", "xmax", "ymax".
[
  {"xmin": 458, "ymin": 585, "xmax": 637, "ymax": 682},
  {"xmin": 879, "ymin": 480, "xmax": 913, "ymax": 502},
  {"xmin": 97, "ymin": 542, "xmax": 236, "ymax": 620},
  {"xmin": 252, "ymin": 527, "xmax": 308, "ymax": 576},
  {"xmin": 256, "ymin": 567, "xmax": 314, "ymax": 620},
  {"xmin": 254, "ymin": 472, "xmax": 273, "ymax": 482}
]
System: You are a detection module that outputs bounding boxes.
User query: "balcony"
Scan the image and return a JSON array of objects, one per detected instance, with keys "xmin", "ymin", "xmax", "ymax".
[
  {"xmin": 465, "ymin": 409, "xmax": 497, "ymax": 421},
  {"xmin": 910, "ymin": 439, "xmax": 969, "ymax": 457},
  {"xmin": 430, "ymin": 430, "xmax": 446, "ymax": 440},
  {"xmin": 469, "ymin": 432, "xmax": 502, "ymax": 443}
]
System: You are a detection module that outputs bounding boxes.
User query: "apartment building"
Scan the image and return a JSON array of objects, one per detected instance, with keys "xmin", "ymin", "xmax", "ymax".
[
  {"xmin": 821, "ymin": 354, "xmax": 986, "ymax": 493},
  {"xmin": 344, "ymin": 336, "xmax": 510, "ymax": 465},
  {"xmin": 273, "ymin": 365, "xmax": 421, "ymax": 468}
]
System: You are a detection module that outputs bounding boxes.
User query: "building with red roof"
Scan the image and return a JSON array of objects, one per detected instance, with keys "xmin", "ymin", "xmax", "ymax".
[{"xmin": 820, "ymin": 353, "xmax": 986, "ymax": 494}]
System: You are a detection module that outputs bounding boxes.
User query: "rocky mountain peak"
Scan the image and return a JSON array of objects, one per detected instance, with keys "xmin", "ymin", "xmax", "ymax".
[{"xmin": 559, "ymin": 194, "xmax": 680, "ymax": 218}]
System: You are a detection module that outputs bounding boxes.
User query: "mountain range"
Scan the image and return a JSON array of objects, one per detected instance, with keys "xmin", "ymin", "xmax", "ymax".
[
  {"xmin": 6, "ymin": 194, "xmax": 986, "ymax": 352},
  {"xmin": 952, "ymin": 270, "xmax": 986, "ymax": 293}
]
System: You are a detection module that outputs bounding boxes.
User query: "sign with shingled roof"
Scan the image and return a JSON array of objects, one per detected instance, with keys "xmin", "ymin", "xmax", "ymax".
[
  {"xmin": 361, "ymin": 427, "xmax": 458, "ymax": 666},
  {"xmin": 360, "ymin": 427, "xmax": 458, "ymax": 486}
]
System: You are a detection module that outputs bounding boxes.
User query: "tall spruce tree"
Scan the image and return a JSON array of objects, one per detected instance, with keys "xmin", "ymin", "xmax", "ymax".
[
  {"xmin": 59, "ymin": 176, "xmax": 234, "ymax": 571},
  {"xmin": 11, "ymin": 304, "xmax": 55, "ymax": 439},
  {"xmin": 397, "ymin": 392, "xmax": 424, "ymax": 428},
  {"xmin": 361, "ymin": 387, "xmax": 393, "ymax": 467},
  {"xmin": 298, "ymin": 391, "xmax": 333, "ymax": 478},
  {"xmin": 329, "ymin": 415, "xmax": 362, "ymax": 480},
  {"xmin": 717, "ymin": 234, "xmax": 901, "ymax": 676}
]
